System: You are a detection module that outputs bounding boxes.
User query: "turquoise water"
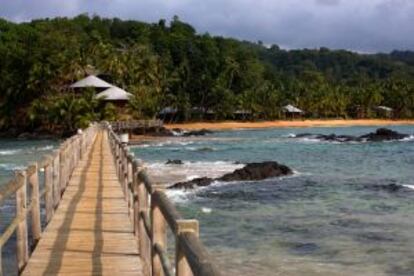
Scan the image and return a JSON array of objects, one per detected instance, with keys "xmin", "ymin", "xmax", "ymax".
[
  {"xmin": 0, "ymin": 139, "xmax": 58, "ymax": 275},
  {"xmin": 132, "ymin": 126, "xmax": 414, "ymax": 276}
]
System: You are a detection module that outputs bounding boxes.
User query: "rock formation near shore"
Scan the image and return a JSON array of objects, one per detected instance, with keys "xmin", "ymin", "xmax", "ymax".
[
  {"xmin": 169, "ymin": 161, "xmax": 293, "ymax": 189},
  {"xmin": 292, "ymin": 128, "xmax": 410, "ymax": 142},
  {"xmin": 132, "ymin": 126, "xmax": 213, "ymax": 137},
  {"xmin": 165, "ymin": 159, "xmax": 184, "ymax": 165}
]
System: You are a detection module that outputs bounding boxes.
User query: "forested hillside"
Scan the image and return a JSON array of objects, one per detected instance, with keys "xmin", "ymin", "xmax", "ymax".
[{"xmin": 1, "ymin": 14, "xmax": 414, "ymax": 133}]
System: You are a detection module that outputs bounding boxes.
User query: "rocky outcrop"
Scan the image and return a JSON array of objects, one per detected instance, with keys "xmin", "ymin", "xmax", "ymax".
[
  {"xmin": 165, "ymin": 159, "xmax": 184, "ymax": 165},
  {"xmin": 169, "ymin": 161, "xmax": 293, "ymax": 190},
  {"xmin": 132, "ymin": 127, "xmax": 213, "ymax": 137},
  {"xmin": 181, "ymin": 129, "xmax": 213, "ymax": 137},
  {"xmin": 292, "ymin": 128, "xmax": 410, "ymax": 143},
  {"xmin": 360, "ymin": 128, "xmax": 409, "ymax": 141}
]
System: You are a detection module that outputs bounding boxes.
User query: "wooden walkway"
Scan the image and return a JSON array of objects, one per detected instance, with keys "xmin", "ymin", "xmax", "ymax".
[{"xmin": 22, "ymin": 131, "xmax": 144, "ymax": 275}]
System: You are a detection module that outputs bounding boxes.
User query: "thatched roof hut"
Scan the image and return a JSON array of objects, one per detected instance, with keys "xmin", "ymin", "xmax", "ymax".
[
  {"xmin": 70, "ymin": 75, "xmax": 113, "ymax": 89},
  {"xmin": 282, "ymin": 104, "xmax": 303, "ymax": 114},
  {"xmin": 95, "ymin": 86, "xmax": 132, "ymax": 101}
]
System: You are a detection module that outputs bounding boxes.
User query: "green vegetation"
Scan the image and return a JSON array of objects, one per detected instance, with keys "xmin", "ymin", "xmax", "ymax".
[{"xmin": 1, "ymin": 14, "xmax": 414, "ymax": 133}]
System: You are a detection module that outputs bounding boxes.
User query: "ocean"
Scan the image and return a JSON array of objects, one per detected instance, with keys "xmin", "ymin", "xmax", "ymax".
[
  {"xmin": 131, "ymin": 125, "xmax": 414, "ymax": 276},
  {"xmin": 1, "ymin": 126, "xmax": 413, "ymax": 275},
  {"xmin": 0, "ymin": 138, "xmax": 58, "ymax": 275}
]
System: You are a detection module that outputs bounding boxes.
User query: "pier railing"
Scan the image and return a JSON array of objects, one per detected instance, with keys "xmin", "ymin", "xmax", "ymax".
[
  {"xmin": 0, "ymin": 124, "xmax": 98, "ymax": 274},
  {"xmin": 106, "ymin": 123, "xmax": 221, "ymax": 276},
  {"xmin": 110, "ymin": 120, "xmax": 163, "ymax": 132}
]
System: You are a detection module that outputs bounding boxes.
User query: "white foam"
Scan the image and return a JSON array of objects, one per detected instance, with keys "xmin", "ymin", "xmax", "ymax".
[
  {"xmin": 402, "ymin": 184, "xmax": 414, "ymax": 190},
  {"xmin": 0, "ymin": 163, "xmax": 26, "ymax": 171},
  {"xmin": 400, "ymin": 135, "xmax": 414, "ymax": 142},
  {"xmin": 0, "ymin": 149, "xmax": 22, "ymax": 155},
  {"xmin": 201, "ymin": 207, "xmax": 212, "ymax": 213},
  {"xmin": 36, "ymin": 145, "xmax": 54, "ymax": 151}
]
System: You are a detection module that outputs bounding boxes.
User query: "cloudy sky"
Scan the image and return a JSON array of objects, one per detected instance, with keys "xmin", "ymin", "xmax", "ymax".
[{"xmin": 0, "ymin": 0, "xmax": 413, "ymax": 52}]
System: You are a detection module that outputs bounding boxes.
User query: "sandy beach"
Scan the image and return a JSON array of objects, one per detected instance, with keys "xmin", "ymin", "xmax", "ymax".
[{"xmin": 166, "ymin": 119, "xmax": 414, "ymax": 130}]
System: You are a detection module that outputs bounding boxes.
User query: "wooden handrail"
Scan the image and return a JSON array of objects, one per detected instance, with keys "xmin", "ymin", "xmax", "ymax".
[
  {"xmin": 0, "ymin": 123, "xmax": 99, "ymax": 275},
  {"xmin": 105, "ymin": 121, "xmax": 221, "ymax": 276},
  {"xmin": 110, "ymin": 120, "xmax": 163, "ymax": 132}
]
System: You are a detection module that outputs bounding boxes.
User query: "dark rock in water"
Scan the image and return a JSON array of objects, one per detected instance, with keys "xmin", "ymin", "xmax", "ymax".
[
  {"xmin": 132, "ymin": 126, "xmax": 175, "ymax": 136},
  {"xmin": 195, "ymin": 147, "xmax": 215, "ymax": 152},
  {"xmin": 291, "ymin": 128, "xmax": 409, "ymax": 143},
  {"xmin": 182, "ymin": 129, "xmax": 213, "ymax": 136},
  {"xmin": 366, "ymin": 183, "xmax": 405, "ymax": 192},
  {"xmin": 169, "ymin": 161, "xmax": 293, "ymax": 189},
  {"xmin": 170, "ymin": 177, "xmax": 214, "ymax": 189},
  {"xmin": 218, "ymin": 161, "xmax": 293, "ymax": 182},
  {"xmin": 166, "ymin": 159, "xmax": 183, "ymax": 165},
  {"xmin": 360, "ymin": 128, "xmax": 409, "ymax": 141},
  {"xmin": 294, "ymin": 133, "xmax": 313, "ymax": 138}
]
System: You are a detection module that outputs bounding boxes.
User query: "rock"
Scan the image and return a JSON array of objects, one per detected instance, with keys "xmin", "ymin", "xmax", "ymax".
[
  {"xmin": 291, "ymin": 128, "xmax": 409, "ymax": 143},
  {"xmin": 366, "ymin": 183, "xmax": 405, "ymax": 192},
  {"xmin": 166, "ymin": 159, "xmax": 183, "ymax": 165},
  {"xmin": 132, "ymin": 126, "xmax": 174, "ymax": 136},
  {"xmin": 169, "ymin": 161, "xmax": 293, "ymax": 190},
  {"xmin": 360, "ymin": 128, "xmax": 409, "ymax": 141},
  {"xmin": 218, "ymin": 161, "xmax": 293, "ymax": 182},
  {"xmin": 170, "ymin": 177, "xmax": 214, "ymax": 189},
  {"xmin": 182, "ymin": 129, "xmax": 213, "ymax": 136}
]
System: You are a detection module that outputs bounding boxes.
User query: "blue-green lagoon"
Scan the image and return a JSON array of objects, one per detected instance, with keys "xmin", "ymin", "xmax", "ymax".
[{"xmin": 132, "ymin": 125, "xmax": 414, "ymax": 276}]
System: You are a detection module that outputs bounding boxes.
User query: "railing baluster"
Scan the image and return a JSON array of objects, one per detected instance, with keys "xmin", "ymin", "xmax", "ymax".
[
  {"xmin": 28, "ymin": 163, "xmax": 42, "ymax": 245},
  {"xmin": 176, "ymin": 220, "xmax": 199, "ymax": 276},
  {"xmin": 15, "ymin": 171, "xmax": 29, "ymax": 272},
  {"xmin": 152, "ymin": 187, "xmax": 167, "ymax": 276},
  {"xmin": 44, "ymin": 158, "xmax": 54, "ymax": 223}
]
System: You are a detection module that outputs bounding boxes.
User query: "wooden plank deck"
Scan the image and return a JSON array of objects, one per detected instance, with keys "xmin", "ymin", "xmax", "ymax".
[{"xmin": 22, "ymin": 131, "xmax": 144, "ymax": 275}]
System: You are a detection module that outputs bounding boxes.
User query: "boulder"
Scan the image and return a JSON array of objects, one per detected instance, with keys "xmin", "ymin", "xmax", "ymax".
[
  {"xmin": 166, "ymin": 159, "xmax": 184, "ymax": 165},
  {"xmin": 170, "ymin": 177, "xmax": 214, "ymax": 189},
  {"xmin": 169, "ymin": 161, "xmax": 293, "ymax": 190},
  {"xmin": 291, "ymin": 128, "xmax": 409, "ymax": 143},
  {"xmin": 218, "ymin": 161, "xmax": 293, "ymax": 182},
  {"xmin": 182, "ymin": 129, "xmax": 213, "ymax": 137},
  {"xmin": 360, "ymin": 128, "xmax": 409, "ymax": 141}
]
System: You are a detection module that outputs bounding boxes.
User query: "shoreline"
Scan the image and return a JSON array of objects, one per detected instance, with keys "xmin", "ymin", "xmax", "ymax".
[{"xmin": 166, "ymin": 119, "xmax": 414, "ymax": 130}]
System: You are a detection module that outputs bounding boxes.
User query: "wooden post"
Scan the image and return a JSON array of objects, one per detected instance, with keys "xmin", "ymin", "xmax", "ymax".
[
  {"xmin": 127, "ymin": 153, "xmax": 134, "ymax": 218},
  {"xmin": 28, "ymin": 163, "xmax": 42, "ymax": 245},
  {"xmin": 176, "ymin": 220, "xmax": 199, "ymax": 276},
  {"xmin": 44, "ymin": 159, "xmax": 54, "ymax": 223},
  {"xmin": 15, "ymin": 171, "xmax": 29, "ymax": 272},
  {"xmin": 52, "ymin": 152, "xmax": 60, "ymax": 208},
  {"xmin": 132, "ymin": 160, "xmax": 140, "ymax": 237},
  {"xmin": 151, "ymin": 187, "xmax": 167, "ymax": 276},
  {"xmin": 138, "ymin": 173, "xmax": 150, "ymax": 275}
]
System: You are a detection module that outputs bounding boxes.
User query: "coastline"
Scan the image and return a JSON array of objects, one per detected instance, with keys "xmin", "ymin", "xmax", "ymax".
[{"xmin": 166, "ymin": 119, "xmax": 414, "ymax": 130}]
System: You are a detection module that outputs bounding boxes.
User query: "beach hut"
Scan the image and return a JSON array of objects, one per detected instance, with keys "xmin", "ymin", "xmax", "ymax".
[
  {"xmin": 282, "ymin": 104, "xmax": 304, "ymax": 118},
  {"xmin": 157, "ymin": 107, "xmax": 178, "ymax": 122},
  {"xmin": 95, "ymin": 86, "xmax": 132, "ymax": 102},
  {"xmin": 374, "ymin": 106, "xmax": 393, "ymax": 118},
  {"xmin": 69, "ymin": 75, "xmax": 113, "ymax": 89},
  {"xmin": 233, "ymin": 110, "xmax": 252, "ymax": 120}
]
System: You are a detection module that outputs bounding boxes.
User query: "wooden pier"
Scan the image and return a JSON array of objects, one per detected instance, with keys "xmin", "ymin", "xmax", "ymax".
[{"xmin": 0, "ymin": 122, "xmax": 220, "ymax": 276}]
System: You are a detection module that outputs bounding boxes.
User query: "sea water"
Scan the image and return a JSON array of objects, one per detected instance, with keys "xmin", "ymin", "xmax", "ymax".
[
  {"xmin": 131, "ymin": 125, "xmax": 414, "ymax": 276},
  {"xmin": 0, "ymin": 139, "xmax": 57, "ymax": 275}
]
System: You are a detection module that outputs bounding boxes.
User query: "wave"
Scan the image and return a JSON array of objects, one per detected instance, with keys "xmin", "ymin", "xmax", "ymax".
[
  {"xmin": 0, "ymin": 149, "xmax": 22, "ymax": 155},
  {"xmin": 402, "ymin": 184, "xmax": 414, "ymax": 190},
  {"xmin": 400, "ymin": 135, "xmax": 414, "ymax": 142},
  {"xmin": 0, "ymin": 163, "xmax": 26, "ymax": 171},
  {"xmin": 0, "ymin": 145, "xmax": 54, "ymax": 156}
]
